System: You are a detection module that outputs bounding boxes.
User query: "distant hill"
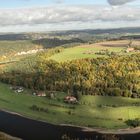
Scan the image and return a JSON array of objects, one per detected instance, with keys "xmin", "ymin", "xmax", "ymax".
[
  {"xmin": 0, "ymin": 27, "xmax": 140, "ymax": 41},
  {"xmin": 32, "ymin": 38, "xmax": 85, "ymax": 48},
  {"xmin": 51, "ymin": 27, "xmax": 140, "ymax": 35}
]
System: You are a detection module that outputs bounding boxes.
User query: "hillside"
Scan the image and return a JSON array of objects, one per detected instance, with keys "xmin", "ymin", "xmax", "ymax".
[
  {"xmin": 49, "ymin": 40, "xmax": 140, "ymax": 62},
  {"xmin": 0, "ymin": 27, "xmax": 140, "ymax": 41},
  {"xmin": 0, "ymin": 82, "xmax": 140, "ymax": 129},
  {"xmin": 0, "ymin": 30, "xmax": 139, "ymax": 132}
]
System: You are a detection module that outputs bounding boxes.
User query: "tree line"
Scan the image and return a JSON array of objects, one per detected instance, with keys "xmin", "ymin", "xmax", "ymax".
[{"xmin": 0, "ymin": 53, "xmax": 140, "ymax": 98}]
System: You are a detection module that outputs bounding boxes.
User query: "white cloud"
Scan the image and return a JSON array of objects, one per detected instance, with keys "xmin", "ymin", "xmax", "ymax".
[{"xmin": 0, "ymin": 5, "xmax": 140, "ymax": 32}]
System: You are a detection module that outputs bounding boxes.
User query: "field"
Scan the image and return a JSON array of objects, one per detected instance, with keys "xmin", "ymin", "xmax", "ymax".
[
  {"xmin": 49, "ymin": 40, "xmax": 140, "ymax": 62},
  {"xmin": 0, "ymin": 40, "xmax": 41, "ymax": 55},
  {"xmin": 0, "ymin": 40, "xmax": 43, "ymax": 63},
  {"xmin": 0, "ymin": 82, "xmax": 140, "ymax": 129},
  {"xmin": 0, "ymin": 39, "xmax": 139, "ymax": 63}
]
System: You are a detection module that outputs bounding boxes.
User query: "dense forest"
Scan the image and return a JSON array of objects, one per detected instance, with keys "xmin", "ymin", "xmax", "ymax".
[
  {"xmin": 0, "ymin": 52, "xmax": 140, "ymax": 98},
  {"xmin": 32, "ymin": 38, "xmax": 84, "ymax": 48}
]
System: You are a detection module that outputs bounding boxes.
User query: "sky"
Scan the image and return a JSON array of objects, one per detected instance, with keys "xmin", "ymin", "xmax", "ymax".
[{"xmin": 0, "ymin": 0, "xmax": 140, "ymax": 32}]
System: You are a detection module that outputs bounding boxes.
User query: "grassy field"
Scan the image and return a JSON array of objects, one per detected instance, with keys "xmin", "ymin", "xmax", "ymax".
[
  {"xmin": 49, "ymin": 40, "xmax": 140, "ymax": 62},
  {"xmin": 0, "ymin": 40, "xmax": 42, "ymax": 63},
  {"xmin": 0, "ymin": 40, "xmax": 40, "ymax": 55},
  {"xmin": 0, "ymin": 82, "xmax": 140, "ymax": 129}
]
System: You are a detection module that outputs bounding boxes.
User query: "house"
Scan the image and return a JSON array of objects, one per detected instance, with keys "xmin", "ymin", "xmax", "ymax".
[
  {"xmin": 33, "ymin": 91, "xmax": 46, "ymax": 97},
  {"xmin": 126, "ymin": 48, "xmax": 135, "ymax": 53},
  {"xmin": 64, "ymin": 96, "xmax": 78, "ymax": 104},
  {"xmin": 10, "ymin": 86, "xmax": 24, "ymax": 93},
  {"xmin": 16, "ymin": 87, "xmax": 24, "ymax": 93}
]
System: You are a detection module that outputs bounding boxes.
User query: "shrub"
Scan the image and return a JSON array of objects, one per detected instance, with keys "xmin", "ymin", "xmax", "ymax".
[
  {"xmin": 122, "ymin": 90, "xmax": 131, "ymax": 97},
  {"xmin": 30, "ymin": 105, "xmax": 49, "ymax": 113},
  {"xmin": 125, "ymin": 118, "xmax": 140, "ymax": 127}
]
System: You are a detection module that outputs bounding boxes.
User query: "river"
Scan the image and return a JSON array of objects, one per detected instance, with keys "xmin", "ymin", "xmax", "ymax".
[{"xmin": 0, "ymin": 110, "xmax": 140, "ymax": 140}]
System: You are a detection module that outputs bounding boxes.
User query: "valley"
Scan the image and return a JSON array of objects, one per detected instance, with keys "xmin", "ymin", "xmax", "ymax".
[{"xmin": 0, "ymin": 28, "xmax": 140, "ymax": 140}]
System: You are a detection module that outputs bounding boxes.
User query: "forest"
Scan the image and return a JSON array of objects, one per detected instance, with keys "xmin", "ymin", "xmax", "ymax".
[{"xmin": 1, "ymin": 52, "xmax": 140, "ymax": 98}]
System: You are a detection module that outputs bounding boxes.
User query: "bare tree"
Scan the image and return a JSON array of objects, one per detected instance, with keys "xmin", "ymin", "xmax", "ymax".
[{"xmin": 128, "ymin": 39, "xmax": 133, "ymax": 48}]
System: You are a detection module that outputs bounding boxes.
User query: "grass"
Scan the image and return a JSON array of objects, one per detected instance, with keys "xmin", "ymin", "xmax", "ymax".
[
  {"xmin": 49, "ymin": 46, "xmax": 124, "ymax": 62},
  {"xmin": 0, "ymin": 82, "xmax": 140, "ymax": 129},
  {"xmin": 0, "ymin": 40, "xmax": 39, "ymax": 55},
  {"xmin": 49, "ymin": 40, "xmax": 140, "ymax": 62}
]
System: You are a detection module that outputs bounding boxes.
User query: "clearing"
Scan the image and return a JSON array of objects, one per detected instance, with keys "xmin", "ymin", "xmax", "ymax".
[{"xmin": 49, "ymin": 40, "xmax": 140, "ymax": 62}]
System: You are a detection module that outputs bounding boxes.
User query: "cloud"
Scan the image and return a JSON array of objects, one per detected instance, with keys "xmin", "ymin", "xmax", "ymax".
[
  {"xmin": 0, "ymin": 6, "xmax": 139, "ymax": 26},
  {"xmin": 0, "ymin": 5, "xmax": 140, "ymax": 32},
  {"xmin": 107, "ymin": 0, "xmax": 137, "ymax": 5}
]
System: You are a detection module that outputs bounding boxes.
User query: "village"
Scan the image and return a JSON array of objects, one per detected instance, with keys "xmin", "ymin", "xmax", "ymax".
[{"xmin": 10, "ymin": 86, "xmax": 78, "ymax": 104}]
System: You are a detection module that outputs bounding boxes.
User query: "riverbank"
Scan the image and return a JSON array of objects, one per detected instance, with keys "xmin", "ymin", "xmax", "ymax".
[
  {"xmin": 0, "ymin": 131, "xmax": 21, "ymax": 140},
  {"xmin": 1, "ymin": 109, "xmax": 140, "ymax": 135},
  {"xmin": 60, "ymin": 124, "xmax": 140, "ymax": 134},
  {"xmin": 0, "ymin": 82, "xmax": 140, "ymax": 130},
  {"xmin": 0, "ymin": 109, "xmax": 140, "ymax": 140}
]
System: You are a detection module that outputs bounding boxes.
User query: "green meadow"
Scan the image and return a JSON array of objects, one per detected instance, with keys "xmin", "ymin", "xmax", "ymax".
[
  {"xmin": 49, "ymin": 45, "xmax": 126, "ymax": 62},
  {"xmin": 0, "ymin": 82, "xmax": 140, "ymax": 129}
]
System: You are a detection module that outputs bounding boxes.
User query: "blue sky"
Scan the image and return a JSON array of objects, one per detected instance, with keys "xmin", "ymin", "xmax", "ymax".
[
  {"xmin": 0, "ymin": 0, "xmax": 108, "ymax": 8},
  {"xmin": 0, "ymin": 0, "xmax": 139, "ymax": 8},
  {"xmin": 0, "ymin": 0, "xmax": 139, "ymax": 32},
  {"xmin": 0, "ymin": 0, "xmax": 140, "ymax": 8}
]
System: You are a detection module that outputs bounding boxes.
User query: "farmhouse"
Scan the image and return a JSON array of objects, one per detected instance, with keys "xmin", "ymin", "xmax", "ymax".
[
  {"xmin": 33, "ymin": 91, "xmax": 46, "ymax": 97},
  {"xmin": 126, "ymin": 48, "xmax": 135, "ymax": 53},
  {"xmin": 10, "ymin": 86, "xmax": 24, "ymax": 93},
  {"xmin": 64, "ymin": 96, "xmax": 78, "ymax": 104}
]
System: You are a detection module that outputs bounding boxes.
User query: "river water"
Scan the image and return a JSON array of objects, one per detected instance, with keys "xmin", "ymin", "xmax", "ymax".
[{"xmin": 0, "ymin": 110, "xmax": 140, "ymax": 140}]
